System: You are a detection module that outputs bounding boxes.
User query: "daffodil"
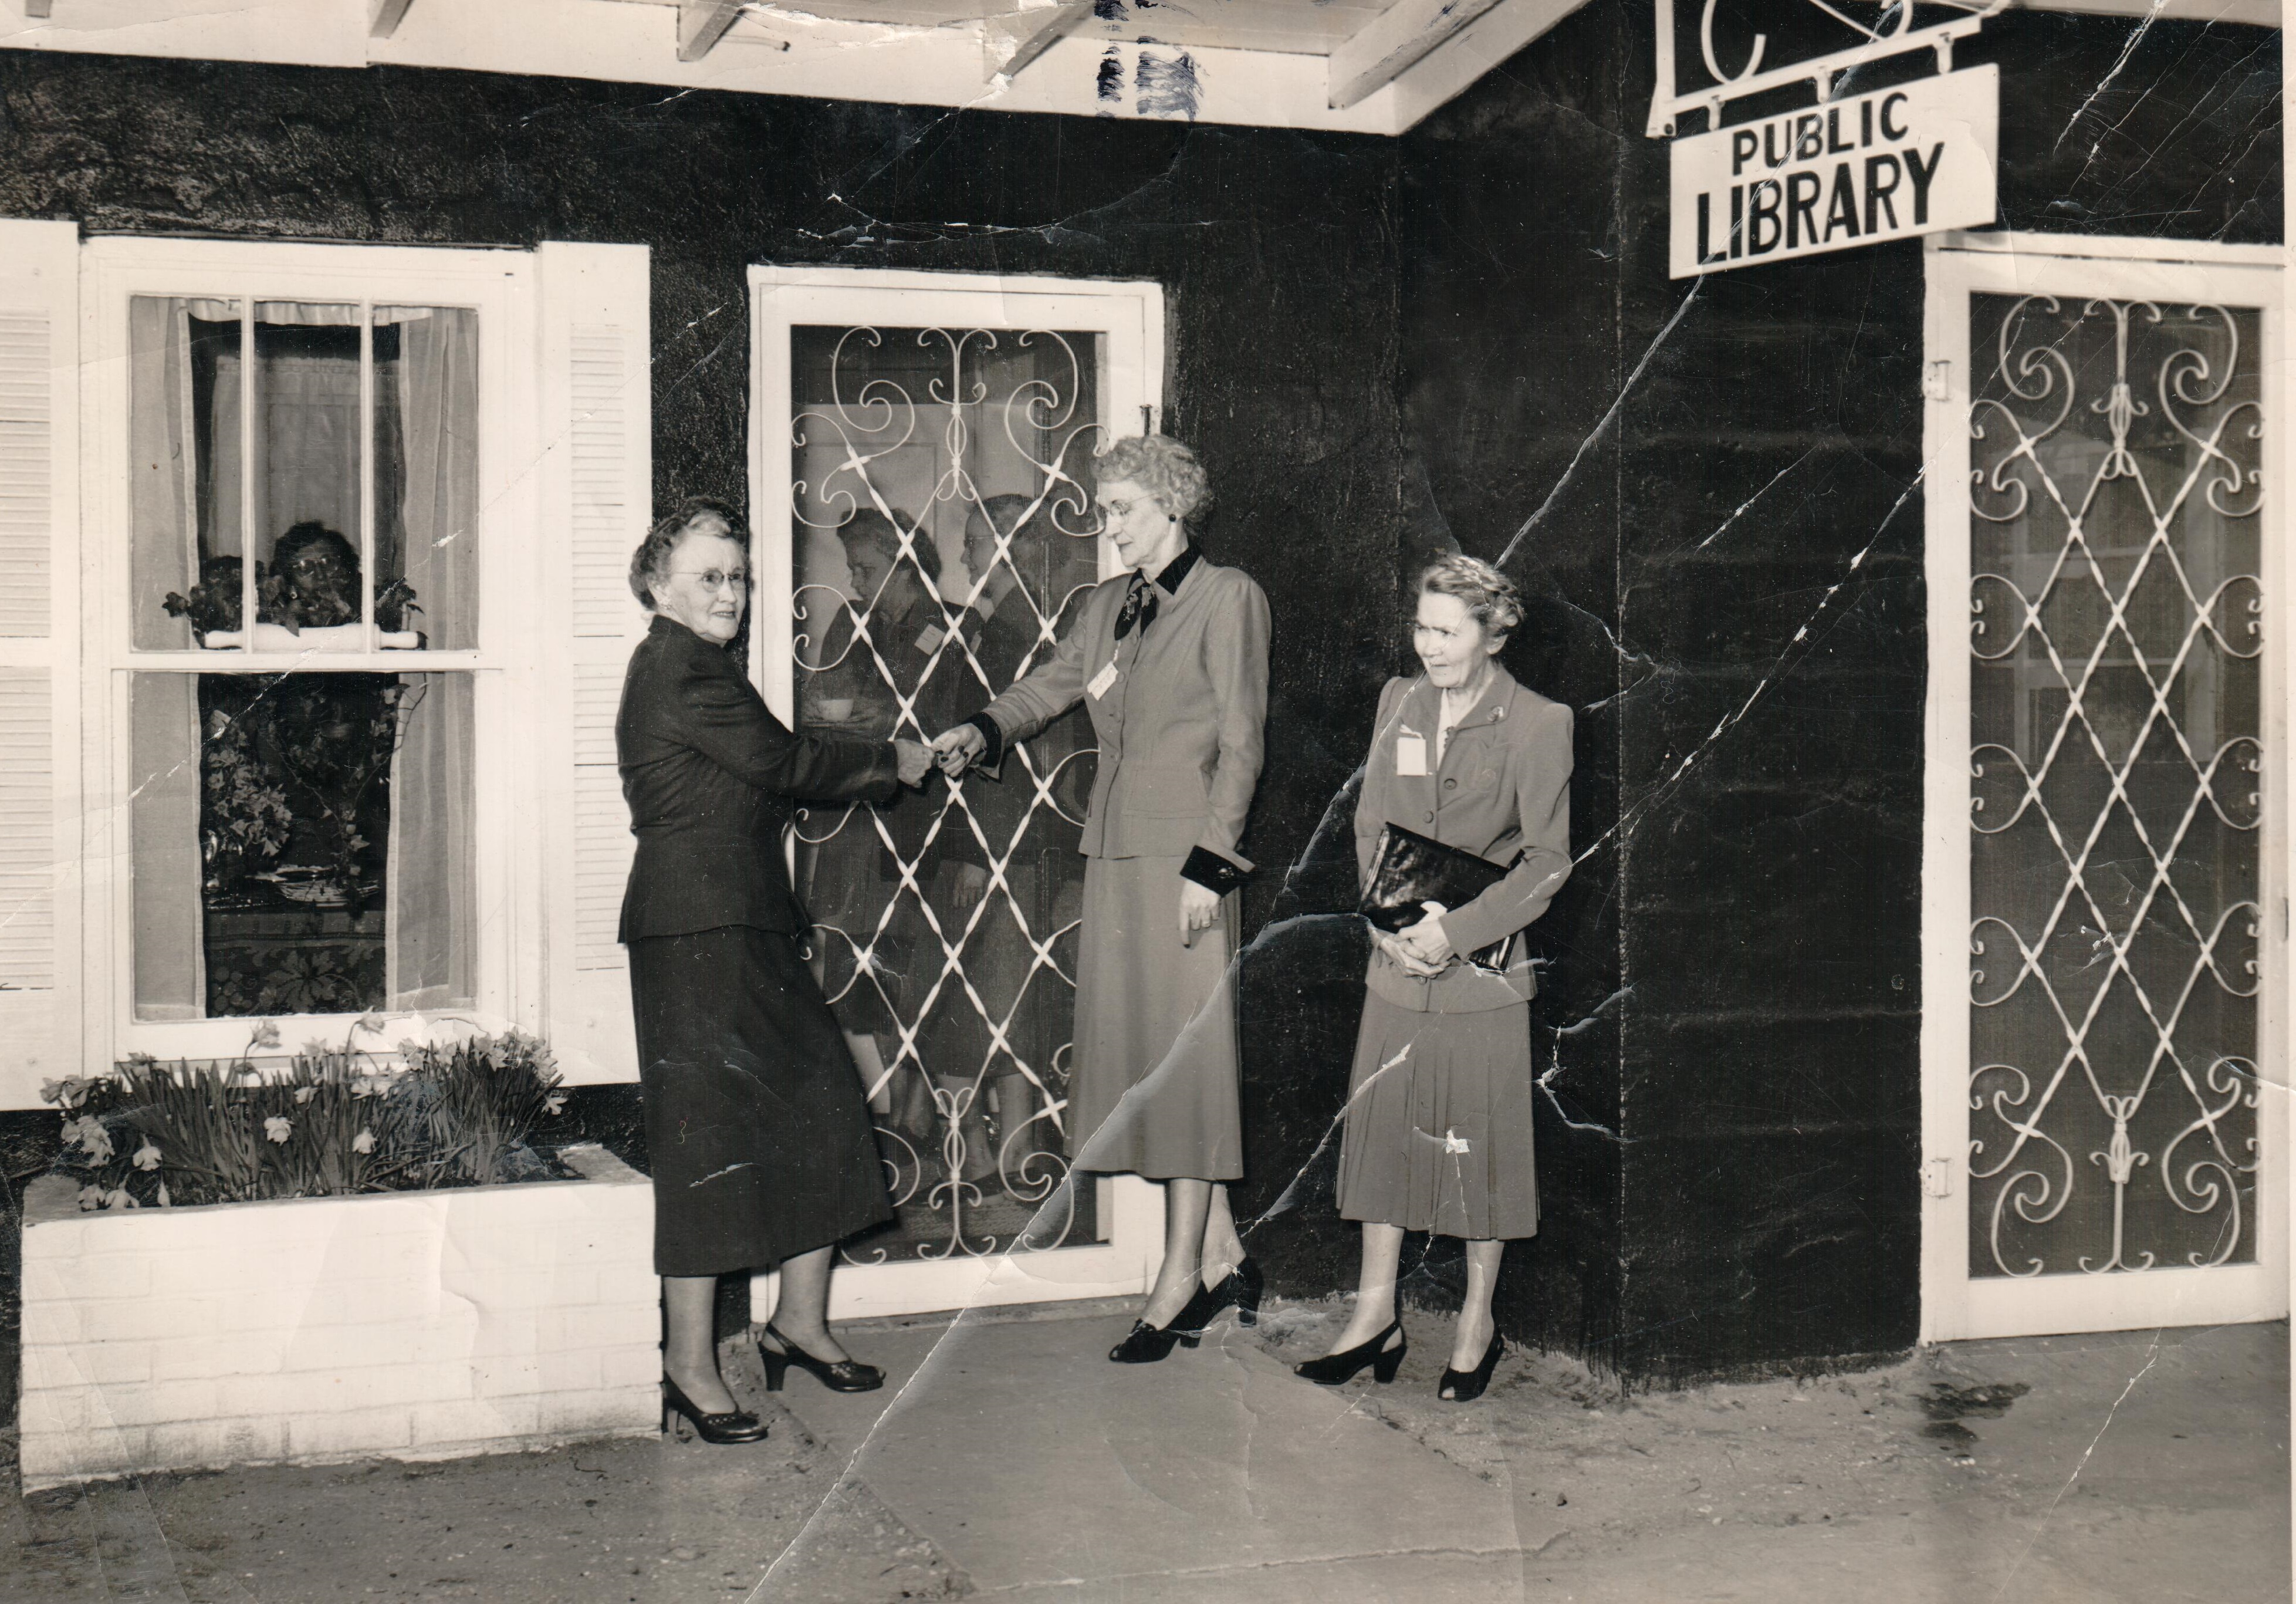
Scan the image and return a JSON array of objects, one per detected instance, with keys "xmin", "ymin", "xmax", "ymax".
[
  {"xmin": 543, "ymin": 1092, "xmax": 567, "ymax": 1116},
  {"xmin": 249, "ymin": 1019, "xmax": 282, "ymax": 1051},
  {"xmin": 351, "ymin": 1130, "xmax": 376, "ymax": 1155},
  {"xmin": 293, "ymin": 1085, "xmax": 316, "ymax": 1105},
  {"xmin": 263, "ymin": 1116, "xmax": 293, "ymax": 1144},
  {"xmin": 132, "ymin": 1142, "xmax": 161, "ymax": 1172}
]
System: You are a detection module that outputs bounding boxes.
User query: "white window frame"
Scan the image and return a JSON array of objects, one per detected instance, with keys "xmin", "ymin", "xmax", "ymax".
[
  {"xmin": 1919, "ymin": 230, "xmax": 2289, "ymax": 1342},
  {"xmin": 78, "ymin": 237, "xmax": 542, "ymax": 1068},
  {"xmin": 749, "ymin": 264, "xmax": 1169, "ymax": 1321}
]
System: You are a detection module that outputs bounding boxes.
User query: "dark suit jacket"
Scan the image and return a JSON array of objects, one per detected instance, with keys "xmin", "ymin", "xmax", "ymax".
[{"xmin": 617, "ymin": 613, "xmax": 901, "ymax": 943}]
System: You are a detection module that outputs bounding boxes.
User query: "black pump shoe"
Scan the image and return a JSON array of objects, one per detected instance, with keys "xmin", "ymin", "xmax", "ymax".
[
  {"xmin": 1293, "ymin": 1319, "xmax": 1406, "ymax": 1386},
  {"xmin": 661, "ymin": 1377, "xmax": 770, "ymax": 1444},
  {"xmin": 1438, "ymin": 1333, "xmax": 1504, "ymax": 1402},
  {"xmin": 1108, "ymin": 1313, "xmax": 1203, "ymax": 1364},
  {"xmin": 1197, "ymin": 1257, "xmax": 1266, "ymax": 1329},
  {"xmin": 758, "ymin": 1323, "xmax": 884, "ymax": 1393}
]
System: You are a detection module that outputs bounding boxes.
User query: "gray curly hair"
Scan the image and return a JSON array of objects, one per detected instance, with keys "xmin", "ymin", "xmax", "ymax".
[
  {"xmin": 630, "ymin": 497, "xmax": 743, "ymax": 611},
  {"xmin": 1097, "ymin": 435, "xmax": 1210, "ymax": 522},
  {"xmin": 1418, "ymin": 553, "xmax": 1524, "ymax": 641}
]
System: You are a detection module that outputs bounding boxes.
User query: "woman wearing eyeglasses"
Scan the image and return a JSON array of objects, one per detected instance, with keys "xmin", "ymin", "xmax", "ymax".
[
  {"xmin": 932, "ymin": 437, "xmax": 1272, "ymax": 1364},
  {"xmin": 618, "ymin": 498, "xmax": 934, "ymax": 1443}
]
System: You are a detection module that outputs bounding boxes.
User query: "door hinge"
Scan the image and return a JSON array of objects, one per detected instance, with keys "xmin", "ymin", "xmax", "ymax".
[
  {"xmin": 1922, "ymin": 360, "xmax": 1951, "ymax": 402},
  {"xmin": 1923, "ymin": 1157, "xmax": 1953, "ymax": 1199}
]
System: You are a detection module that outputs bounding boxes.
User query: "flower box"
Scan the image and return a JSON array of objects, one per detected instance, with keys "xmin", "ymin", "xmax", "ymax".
[{"xmin": 17, "ymin": 1143, "xmax": 658, "ymax": 1490}]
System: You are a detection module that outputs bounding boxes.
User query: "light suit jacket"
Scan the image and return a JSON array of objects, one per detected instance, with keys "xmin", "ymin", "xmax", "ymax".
[
  {"xmin": 980, "ymin": 548, "xmax": 1269, "ymax": 873},
  {"xmin": 1354, "ymin": 668, "xmax": 1574, "ymax": 1012}
]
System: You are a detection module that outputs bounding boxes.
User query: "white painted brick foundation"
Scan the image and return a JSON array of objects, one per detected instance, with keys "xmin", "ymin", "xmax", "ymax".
[{"xmin": 18, "ymin": 1144, "xmax": 658, "ymax": 1490}]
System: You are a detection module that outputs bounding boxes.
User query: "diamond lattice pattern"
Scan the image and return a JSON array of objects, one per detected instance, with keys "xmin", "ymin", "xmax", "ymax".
[
  {"xmin": 790, "ymin": 326, "xmax": 1105, "ymax": 1263},
  {"xmin": 1966, "ymin": 294, "xmax": 2263, "ymax": 1278}
]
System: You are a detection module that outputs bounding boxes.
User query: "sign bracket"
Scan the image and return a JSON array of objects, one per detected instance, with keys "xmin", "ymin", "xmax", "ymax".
[{"xmin": 1646, "ymin": 0, "xmax": 2006, "ymax": 139}]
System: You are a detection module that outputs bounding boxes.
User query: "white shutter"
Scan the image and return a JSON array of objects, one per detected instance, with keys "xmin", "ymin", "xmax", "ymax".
[
  {"xmin": 0, "ymin": 220, "xmax": 77, "ymax": 1106},
  {"xmin": 537, "ymin": 242, "xmax": 652, "ymax": 1083}
]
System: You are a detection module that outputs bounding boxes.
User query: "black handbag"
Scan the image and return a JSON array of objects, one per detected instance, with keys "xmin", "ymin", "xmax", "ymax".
[{"xmin": 1360, "ymin": 823, "xmax": 1520, "ymax": 974}]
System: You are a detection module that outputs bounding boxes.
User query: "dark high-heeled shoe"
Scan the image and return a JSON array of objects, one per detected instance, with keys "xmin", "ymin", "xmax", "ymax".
[
  {"xmin": 1196, "ymin": 1257, "xmax": 1265, "ymax": 1329},
  {"xmin": 1108, "ymin": 1312, "xmax": 1203, "ymax": 1364},
  {"xmin": 1292, "ymin": 1319, "xmax": 1406, "ymax": 1386},
  {"xmin": 661, "ymin": 1377, "xmax": 770, "ymax": 1444},
  {"xmin": 757, "ymin": 1323, "xmax": 884, "ymax": 1393},
  {"xmin": 1438, "ymin": 1333, "xmax": 1504, "ymax": 1402}
]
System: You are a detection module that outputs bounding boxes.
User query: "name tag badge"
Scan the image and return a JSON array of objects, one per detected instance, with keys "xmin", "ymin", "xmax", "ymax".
[
  {"xmin": 1087, "ymin": 660, "xmax": 1121, "ymax": 701},
  {"xmin": 916, "ymin": 624, "xmax": 948, "ymax": 655},
  {"xmin": 1395, "ymin": 732, "xmax": 1430, "ymax": 777}
]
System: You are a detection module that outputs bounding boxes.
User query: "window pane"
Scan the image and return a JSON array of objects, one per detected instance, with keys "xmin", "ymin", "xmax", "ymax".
[
  {"xmin": 130, "ymin": 669, "xmax": 474, "ymax": 1021},
  {"xmin": 130, "ymin": 300, "xmax": 479, "ymax": 655},
  {"xmin": 248, "ymin": 303, "xmax": 364, "ymax": 653},
  {"xmin": 131, "ymin": 296, "xmax": 244, "ymax": 651},
  {"xmin": 378, "ymin": 306, "xmax": 479, "ymax": 650}
]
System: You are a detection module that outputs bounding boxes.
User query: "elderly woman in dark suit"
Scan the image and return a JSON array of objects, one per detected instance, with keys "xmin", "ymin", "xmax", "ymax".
[
  {"xmin": 1295, "ymin": 555, "xmax": 1573, "ymax": 1402},
  {"xmin": 932, "ymin": 438, "xmax": 1271, "ymax": 1365},
  {"xmin": 619, "ymin": 498, "xmax": 932, "ymax": 1443}
]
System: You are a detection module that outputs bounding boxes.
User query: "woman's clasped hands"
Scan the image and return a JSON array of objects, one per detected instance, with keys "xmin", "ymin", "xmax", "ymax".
[
  {"xmin": 893, "ymin": 738, "xmax": 935, "ymax": 788},
  {"xmin": 1380, "ymin": 901, "xmax": 1455, "ymax": 978},
  {"xmin": 929, "ymin": 724, "xmax": 985, "ymax": 778}
]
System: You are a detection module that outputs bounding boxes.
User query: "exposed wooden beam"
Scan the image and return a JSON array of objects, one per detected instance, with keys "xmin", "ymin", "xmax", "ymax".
[
  {"xmin": 1326, "ymin": 0, "xmax": 1507, "ymax": 109},
  {"xmin": 370, "ymin": 0, "xmax": 414, "ymax": 37},
  {"xmin": 988, "ymin": 0, "xmax": 1093, "ymax": 82},
  {"xmin": 678, "ymin": 0, "xmax": 746, "ymax": 60}
]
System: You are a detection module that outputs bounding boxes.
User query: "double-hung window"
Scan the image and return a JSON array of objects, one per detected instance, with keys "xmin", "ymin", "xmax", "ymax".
[{"xmin": 84, "ymin": 242, "xmax": 529, "ymax": 1061}]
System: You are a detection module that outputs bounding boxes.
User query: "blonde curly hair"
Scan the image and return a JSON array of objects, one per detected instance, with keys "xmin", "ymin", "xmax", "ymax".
[{"xmin": 1097, "ymin": 435, "xmax": 1211, "ymax": 522}]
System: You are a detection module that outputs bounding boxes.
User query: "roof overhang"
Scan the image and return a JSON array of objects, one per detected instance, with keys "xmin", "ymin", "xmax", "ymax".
[{"xmin": 0, "ymin": 0, "xmax": 2275, "ymax": 137}]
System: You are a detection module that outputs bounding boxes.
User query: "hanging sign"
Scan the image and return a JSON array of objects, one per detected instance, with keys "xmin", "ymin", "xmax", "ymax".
[{"xmin": 1669, "ymin": 66, "xmax": 1997, "ymax": 278}]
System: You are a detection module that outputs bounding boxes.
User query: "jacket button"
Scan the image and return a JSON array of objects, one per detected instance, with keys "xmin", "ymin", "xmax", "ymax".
[
  {"xmin": 1443, "ymin": 778, "xmax": 1456, "ymax": 789},
  {"xmin": 1423, "ymin": 811, "xmax": 1435, "ymax": 824}
]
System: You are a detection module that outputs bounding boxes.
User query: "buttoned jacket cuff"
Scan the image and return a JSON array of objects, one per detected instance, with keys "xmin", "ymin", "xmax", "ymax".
[{"xmin": 1180, "ymin": 845, "xmax": 1250, "ymax": 896}]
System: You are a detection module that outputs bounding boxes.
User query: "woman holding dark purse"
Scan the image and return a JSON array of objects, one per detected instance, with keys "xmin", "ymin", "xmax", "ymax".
[{"xmin": 1296, "ymin": 555, "xmax": 1573, "ymax": 1402}]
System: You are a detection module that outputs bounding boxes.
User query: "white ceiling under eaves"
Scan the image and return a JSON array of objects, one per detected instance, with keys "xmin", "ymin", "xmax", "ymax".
[{"xmin": 0, "ymin": 0, "xmax": 2274, "ymax": 137}]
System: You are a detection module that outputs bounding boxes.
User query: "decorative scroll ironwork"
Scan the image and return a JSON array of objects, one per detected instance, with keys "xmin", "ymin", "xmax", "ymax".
[
  {"xmin": 1965, "ymin": 294, "xmax": 2263, "ymax": 1278},
  {"xmin": 790, "ymin": 326, "xmax": 1104, "ymax": 1263},
  {"xmin": 1646, "ymin": 0, "xmax": 2004, "ymax": 137}
]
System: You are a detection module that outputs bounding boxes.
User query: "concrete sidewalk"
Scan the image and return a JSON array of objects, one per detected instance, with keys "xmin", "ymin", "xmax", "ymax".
[
  {"xmin": 770, "ymin": 1306, "xmax": 2290, "ymax": 1604},
  {"xmin": 2, "ymin": 1299, "xmax": 2284, "ymax": 1601},
  {"xmin": 768, "ymin": 1311, "xmax": 1556, "ymax": 1600}
]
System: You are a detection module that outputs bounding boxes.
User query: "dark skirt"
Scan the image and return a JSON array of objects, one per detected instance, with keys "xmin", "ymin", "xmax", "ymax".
[
  {"xmin": 628, "ymin": 926, "xmax": 895, "ymax": 1277},
  {"xmin": 1334, "ymin": 991, "xmax": 1538, "ymax": 1240}
]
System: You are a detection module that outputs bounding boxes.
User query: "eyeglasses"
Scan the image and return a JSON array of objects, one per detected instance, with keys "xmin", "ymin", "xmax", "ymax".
[{"xmin": 667, "ymin": 569, "xmax": 750, "ymax": 592}]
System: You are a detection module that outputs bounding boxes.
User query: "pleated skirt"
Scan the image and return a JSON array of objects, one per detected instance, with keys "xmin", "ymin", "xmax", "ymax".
[
  {"xmin": 1335, "ymin": 991, "xmax": 1538, "ymax": 1240},
  {"xmin": 628, "ymin": 926, "xmax": 895, "ymax": 1277},
  {"xmin": 1068, "ymin": 855, "xmax": 1245, "ymax": 1181}
]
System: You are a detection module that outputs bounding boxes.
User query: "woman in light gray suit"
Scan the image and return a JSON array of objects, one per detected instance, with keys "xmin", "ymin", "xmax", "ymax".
[
  {"xmin": 1296, "ymin": 555, "xmax": 1573, "ymax": 1402},
  {"xmin": 934, "ymin": 437, "xmax": 1270, "ymax": 1365}
]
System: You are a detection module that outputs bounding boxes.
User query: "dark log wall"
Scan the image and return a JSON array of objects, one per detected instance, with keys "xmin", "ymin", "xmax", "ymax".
[
  {"xmin": 1401, "ymin": 0, "xmax": 2280, "ymax": 1382},
  {"xmin": 0, "ymin": 11, "xmax": 2275, "ymax": 1387},
  {"xmin": 0, "ymin": 50, "xmax": 1404, "ymax": 1312}
]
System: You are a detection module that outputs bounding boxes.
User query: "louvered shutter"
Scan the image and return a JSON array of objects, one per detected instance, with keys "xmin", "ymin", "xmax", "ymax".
[
  {"xmin": 537, "ymin": 243, "xmax": 652, "ymax": 1083},
  {"xmin": 0, "ymin": 220, "xmax": 77, "ymax": 1107}
]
